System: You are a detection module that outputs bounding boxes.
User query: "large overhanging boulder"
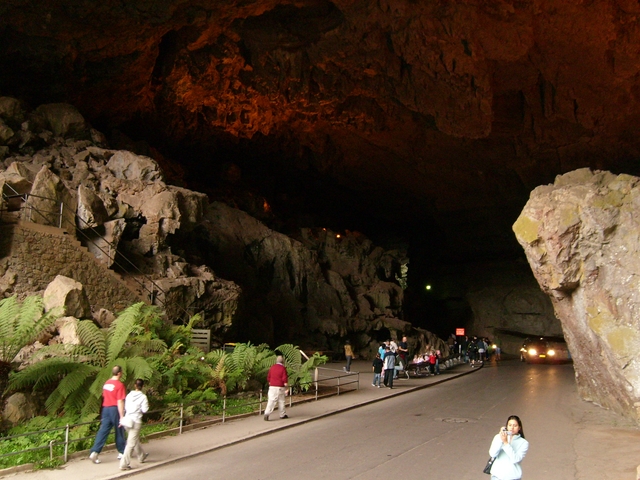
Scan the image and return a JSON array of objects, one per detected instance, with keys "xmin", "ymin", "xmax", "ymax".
[{"xmin": 513, "ymin": 168, "xmax": 640, "ymax": 423}]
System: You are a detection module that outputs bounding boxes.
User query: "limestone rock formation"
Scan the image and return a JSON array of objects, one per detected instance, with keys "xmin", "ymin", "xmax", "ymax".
[
  {"xmin": 0, "ymin": 98, "xmax": 240, "ymax": 337},
  {"xmin": 194, "ymin": 201, "xmax": 416, "ymax": 353},
  {"xmin": 43, "ymin": 275, "xmax": 91, "ymax": 320},
  {"xmin": 2, "ymin": 392, "xmax": 37, "ymax": 426},
  {"xmin": 514, "ymin": 168, "xmax": 640, "ymax": 423}
]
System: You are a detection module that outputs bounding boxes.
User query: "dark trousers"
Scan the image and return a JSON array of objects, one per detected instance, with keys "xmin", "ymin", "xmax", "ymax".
[
  {"xmin": 345, "ymin": 355, "xmax": 352, "ymax": 372},
  {"xmin": 91, "ymin": 406, "xmax": 125, "ymax": 454},
  {"xmin": 383, "ymin": 369, "xmax": 394, "ymax": 388}
]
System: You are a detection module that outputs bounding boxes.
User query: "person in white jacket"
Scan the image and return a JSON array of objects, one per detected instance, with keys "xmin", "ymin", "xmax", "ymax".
[
  {"xmin": 488, "ymin": 415, "xmax": 529, "ymax": 480},
  {"xmin": 119, "ymin": 379, "xmax": 149, "ymax": 470}
]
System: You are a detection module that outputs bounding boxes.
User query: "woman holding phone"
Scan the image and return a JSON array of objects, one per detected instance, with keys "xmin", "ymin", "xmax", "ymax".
[{"xmin": 487, "ymin": 415, "xmax": 529, "ymax": 479}]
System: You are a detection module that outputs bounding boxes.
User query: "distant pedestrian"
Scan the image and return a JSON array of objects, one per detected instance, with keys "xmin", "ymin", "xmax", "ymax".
[
  {"xmin": 372, "ymin": 353, "xmax": 383, "ymax": 387},
  {"xmin": 343, "ymin": 340, "xmax": 354, "ymax": 373},
  {"xmin": 397, "ymin": 336, "xmax": 409, "ymax": 366},
  {"xmin": 89, "ymin": 365, "xmax": 126, "ymax": 464},
  {"xmin": 119, "ymin": 379, "xmax": 149, "ymax": 470},
  {"xmin": 383, "ymin": 346, "xmax": 396, "ymax": 389},
  {"xmin": 487, "ymin": 415, "xmax": 529, "ymax": 479},
  {"xmin": 264, "ymin": 355, "xmax": 289, "ymax": 421},
  {"xmin": 378, "ymin": 342, "xmax": 387, "ymax": 360}
]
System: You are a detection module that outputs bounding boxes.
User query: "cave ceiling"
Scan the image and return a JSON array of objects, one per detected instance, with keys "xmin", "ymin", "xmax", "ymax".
[{"xmin": 2, "ymin": 0, "xmax": 640, "ymax": 262}]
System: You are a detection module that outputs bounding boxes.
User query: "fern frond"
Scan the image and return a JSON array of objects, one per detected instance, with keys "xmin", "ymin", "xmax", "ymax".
[
  {"xmin": 107, "ymin": 303, "xmax": 145, "ymax": 363},
  {"xmin": 123, "ymin": 356, "xmax": 154, "ymax": 384},
  {"xmin": 81, "ymin": 391, "xmax": 102, "ymax": 417},
  {"xmin": 44, "ymin": 364, "xmax": 98, "ymax": 414},
  {"xmin": 8, "ymin": 358, "xmax": 85, "ymax": 391},
  {"xmin": 76, "ymin": 320, "xmax": 107, "ymax": 364},
  {"xmin": 0, "ymin": 296, "xmax": 20, "ymax": 340},
  {"xmin": 63, "ymin": 375, "xmax": 96, "ymax": 415},
  {"xmin": 276, "ymin": 344, "xmax": 302, "ymax": 370}
]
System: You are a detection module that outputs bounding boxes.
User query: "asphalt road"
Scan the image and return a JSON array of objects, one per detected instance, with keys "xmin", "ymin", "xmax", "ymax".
[{"xmin": 129, "ymin": 360, "xmax": 640, "ymax": 480}]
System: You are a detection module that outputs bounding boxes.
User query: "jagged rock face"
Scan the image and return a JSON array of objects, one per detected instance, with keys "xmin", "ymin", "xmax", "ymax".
[
  {"xmin": 195, "ymin": 201, "xmax": 410, "ymax": 351},
  {"xmin": 514, "ymin": 168, "xmax": 640, "ymax": 423},
  {"xmin": 2, "ymin": 1, "xmax": 640, "ymax": 257}
]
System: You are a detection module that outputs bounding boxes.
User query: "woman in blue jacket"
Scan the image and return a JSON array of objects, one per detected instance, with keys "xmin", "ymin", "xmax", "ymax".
[{"xmin": 488, "ymin": 415, "xmax": 529, "ymax": 480}]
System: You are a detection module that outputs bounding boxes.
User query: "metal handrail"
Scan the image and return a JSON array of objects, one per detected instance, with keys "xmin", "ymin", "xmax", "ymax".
[{"xmin": 0, "ymin": 183, "xmax": 196, "ymax": 321}]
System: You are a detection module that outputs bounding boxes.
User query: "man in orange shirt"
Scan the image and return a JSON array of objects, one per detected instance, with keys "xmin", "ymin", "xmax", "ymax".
[{"xmin": 264, "ymin": 355, "xmax": 289, "ymax": 421}]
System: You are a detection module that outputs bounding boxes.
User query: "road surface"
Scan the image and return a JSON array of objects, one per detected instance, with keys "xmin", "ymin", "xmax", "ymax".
[{"xmin": 130, "ymin": 360, "xmax": 640, "ymax": 480}]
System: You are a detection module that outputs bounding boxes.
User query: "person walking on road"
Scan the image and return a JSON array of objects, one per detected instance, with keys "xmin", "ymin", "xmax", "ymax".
[
  {"xmin": 487, "ymin": 415, "xmax": 529, "ymax": 480},
  {"xmin": 372, "ymin": 353, "xmax": 383, "ymax": 387},
  {"xmin": 89, "ymin": 365, "xmax": 126, "ymax": 464},
  {"xmin": 397, "ymin": 336, "xmax": 409, "ymax": 366},
  {"xmin": 119, "ymin": 379, "xmax": 150, "ymax": 471},
  {"xmin": 264, "ymin": 355, "xmax": 289, "ymax": 421},
  {"xmin": 343, "ymin": 340, "xmax": 354, "ymax": 373},
  {"xmin": 382, "ymin": 346, "xmax": 396, "ymax": 389}
]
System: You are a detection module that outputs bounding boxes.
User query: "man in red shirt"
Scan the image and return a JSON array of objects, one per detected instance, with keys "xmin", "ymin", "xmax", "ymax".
[
  {"xmin": 264, "ymin": 355, "xmax": 289, "ymax": 421},
  {"xmin": 89, "ymin": 365, "xmax": 126, "ymax": 464}
]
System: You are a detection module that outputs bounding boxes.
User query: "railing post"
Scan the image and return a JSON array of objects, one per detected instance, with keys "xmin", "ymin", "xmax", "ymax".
[
  {"xmin": 222, "ymin": 396, "xmax": 226, "ymax": 423},
  {"xmin": 49, "ymin": 440, "xmax": 55, "ymax": 460},
  {"xmin": 337, "ymin": 375, "xmax": 340, "ymax": 396},
  {"xmin": 259, "ymin": 391, "xmax": 262, "ymax": 415},
  {"xmin": 64, "ymin": 424, "xmax": 69, "ymax": 462},
  {"xmin": 288, "ymin": 387, "xmax": 292, "ymax": 408},
  {"xmin": 179, "ymin": 403, "xmax": 184, "ymax": 434},
  {"xmin": 59, "ymin": 202, "xmax": 64, "ymax": 228}
]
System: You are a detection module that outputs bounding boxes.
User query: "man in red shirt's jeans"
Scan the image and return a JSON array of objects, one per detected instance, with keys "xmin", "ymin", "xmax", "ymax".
[
  {"xmin": 89, "ymin": 365, "xmax": 126, "ymax": 464},
  {"xmin": 264, "ymin": 355, "xmax": 289, "ymax": 421}
]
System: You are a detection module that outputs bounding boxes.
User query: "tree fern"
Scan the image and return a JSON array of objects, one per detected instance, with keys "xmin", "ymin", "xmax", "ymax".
[
  {"xmin": 8, "ymin": 302, "xmax": 165, "ymax": 416},
  {"xmin": 0, "ymin": 295, "xmax": 60, "ymax": 390}
]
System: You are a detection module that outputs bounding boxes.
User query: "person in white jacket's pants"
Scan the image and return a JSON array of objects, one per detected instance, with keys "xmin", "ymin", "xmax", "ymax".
[{"xmin": 119, "ymin": 379, "xmax": 149, "ymax": 470}]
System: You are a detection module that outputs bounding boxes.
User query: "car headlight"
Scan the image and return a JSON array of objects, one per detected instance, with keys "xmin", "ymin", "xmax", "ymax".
[
  {"xmin": 528, "ymin": 348, "xmax": 537, "ymax": 356},
  {"xmin": 547, "ymin": 349, "xmax": 555, "ymax": 356}
]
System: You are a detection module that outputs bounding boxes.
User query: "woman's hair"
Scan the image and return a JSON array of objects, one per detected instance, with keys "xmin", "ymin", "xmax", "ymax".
[
  {"xmin": 506, "ymin": 415, "xmax": 525, "ymax": 439},
  {"xmin": 135, "ymin": 379, "xmax": 145, "ymax": 390}
]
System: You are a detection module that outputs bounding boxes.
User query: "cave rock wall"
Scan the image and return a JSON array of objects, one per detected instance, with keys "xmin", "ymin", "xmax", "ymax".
[
  {"xmin": 197, "ymin": 202, "xmax": 410, "ymax": 354},
  {"xmin": 514, "ymin": 168, "xmax": 640, "ymax": 423}
]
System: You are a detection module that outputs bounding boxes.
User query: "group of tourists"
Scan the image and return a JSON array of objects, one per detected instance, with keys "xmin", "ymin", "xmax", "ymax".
[
  {"xmin": 451, "ymin": 334, "xmax": 499, "ymax": 365},
  {"xmin": 367, "ymin": 336, "xmax": 409, "ymax": 389}
]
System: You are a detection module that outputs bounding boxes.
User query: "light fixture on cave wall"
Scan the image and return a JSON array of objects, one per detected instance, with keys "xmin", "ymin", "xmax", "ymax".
[{"xmin": 263, "ymin": 199, "xmax": 271, "ymax": 213}]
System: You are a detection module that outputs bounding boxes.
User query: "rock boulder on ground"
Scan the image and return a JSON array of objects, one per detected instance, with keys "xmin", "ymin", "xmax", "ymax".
[{"xmin": 43, "ymin": 275, "xmax": 91, "ymax": 319}]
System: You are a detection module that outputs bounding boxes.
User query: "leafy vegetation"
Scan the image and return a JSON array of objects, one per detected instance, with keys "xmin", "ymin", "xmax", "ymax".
[
  {"xmin": 0, "ymin": 296, "xmax": 60, "ymax": 397},
  {"xmin": 8, "ymin": 302, "xmax": 161, "ymax": 415},
  {"xmin": 1, "ymin": 296, "xmax": 329, "ymax": 469}
]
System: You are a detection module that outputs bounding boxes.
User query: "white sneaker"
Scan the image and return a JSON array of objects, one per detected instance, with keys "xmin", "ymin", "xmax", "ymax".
[
  {"xmin": 117, "ymin": 453, "xmax": 123, "ymax": 460},
  {"xmin": 89, "ymin": 452, "xmax": 100, "ymax": 464}
]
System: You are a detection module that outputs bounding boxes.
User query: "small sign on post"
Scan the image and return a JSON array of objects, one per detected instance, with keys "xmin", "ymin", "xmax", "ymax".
[{"xmin": 455, "ymin": 328, "xmax": 465, "ymax": 336}]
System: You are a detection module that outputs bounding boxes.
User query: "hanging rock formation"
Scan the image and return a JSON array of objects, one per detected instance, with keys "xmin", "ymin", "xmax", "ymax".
[{"xmin": 514, "ymin": 168, "xmax": 640, "ymax": 423}]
